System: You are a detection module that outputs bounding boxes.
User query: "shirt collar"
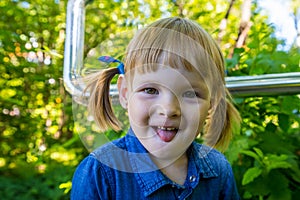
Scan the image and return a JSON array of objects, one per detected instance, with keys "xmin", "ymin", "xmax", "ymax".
[{"xmin": 125, "ymin": 129, "xmax": 219, "ymax": 197}]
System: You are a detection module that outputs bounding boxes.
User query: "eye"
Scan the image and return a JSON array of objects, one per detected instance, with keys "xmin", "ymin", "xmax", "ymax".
[
  {"xmin": 143, "ymin": 88, "xmax": 159, "ymax": 95},
  {"xmin": 183, "ymin": 91, "xmax": 200, "ymax": 98}
]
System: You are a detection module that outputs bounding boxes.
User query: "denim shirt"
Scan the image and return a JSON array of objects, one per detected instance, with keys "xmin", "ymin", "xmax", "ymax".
[{"xmin": 71, "ymin": 129, "xmax": 240, "ymax": 200}]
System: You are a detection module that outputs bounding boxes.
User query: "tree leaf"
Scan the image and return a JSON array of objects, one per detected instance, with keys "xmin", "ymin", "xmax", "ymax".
[
  {"xmin": 278, "ymin": 113, "xmax": 289, "ymax": 132},
  {"xmin": 241, "ymin": 150, "xmax": 261, "ymax": 162},
  {"xmin": 253, "ymin": 147, "xmax": 264, "ymax": 159},
  {"xmin": 264, "ymin": 154, "xmax": 292, "ymax": 172},
  {"xmin": 242, "ymin": 167, "xmax": 262, "ymax": 185}
]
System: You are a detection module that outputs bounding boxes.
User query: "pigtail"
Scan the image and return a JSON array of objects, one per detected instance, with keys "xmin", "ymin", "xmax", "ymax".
[
  {"xmin": 84, "ymin": 67, "xmax": 121, "ymax": 132},
  {"xmin": 204, "ymin": 89, "xmax": 241, "ymax": 152}
]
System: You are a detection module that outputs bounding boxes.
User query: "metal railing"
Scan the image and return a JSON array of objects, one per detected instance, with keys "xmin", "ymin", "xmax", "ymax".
[
  {"xmin": 226, "ymin": 72, "xmax": 300, "ymax": 97},
  {"xmin": 63, "ymin": 0, "xmax": 300, "ymax": 98}
]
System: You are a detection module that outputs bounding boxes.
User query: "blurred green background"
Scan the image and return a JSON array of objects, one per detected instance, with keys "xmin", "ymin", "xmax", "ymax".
[{"xmin": 1, "ymin": 0, "xmax": 300, "ymax": 199}]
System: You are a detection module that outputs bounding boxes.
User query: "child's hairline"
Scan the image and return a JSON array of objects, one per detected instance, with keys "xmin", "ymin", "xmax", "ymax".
[{"xmin": 123, "ymin": 21, "xmax": 225, "ymax": 80}]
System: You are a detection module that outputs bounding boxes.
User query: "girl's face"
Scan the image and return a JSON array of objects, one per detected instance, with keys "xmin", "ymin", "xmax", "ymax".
[{"xmin": 118, "ymin": 65, "xmax": 210, "ymax": 165}]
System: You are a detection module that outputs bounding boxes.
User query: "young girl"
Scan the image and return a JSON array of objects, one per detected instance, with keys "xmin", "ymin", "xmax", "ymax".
[{"xmin": 71, "ymin": 17, "xmax": 241, "ymax": 200}]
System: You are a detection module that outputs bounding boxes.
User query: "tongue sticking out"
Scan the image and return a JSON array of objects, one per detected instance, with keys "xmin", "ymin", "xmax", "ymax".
[{"xmin": 157, "ymin": 129, "xmax": 177, "ymax": 142}]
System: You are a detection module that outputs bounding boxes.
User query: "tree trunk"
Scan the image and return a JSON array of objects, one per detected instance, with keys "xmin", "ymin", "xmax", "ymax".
[
  {"xmin": 218, "ymin": 0, "xmax": 236, "ymax": 44},
  {"xmin": 235, "ymin": 0, "xmax": 252, "ymax": 48}
]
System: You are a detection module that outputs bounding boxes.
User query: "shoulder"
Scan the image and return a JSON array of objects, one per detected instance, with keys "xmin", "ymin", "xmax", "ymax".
[
  {"xmin": 191, "ymin": 142, "xmax": 232, "ymax": 177},
  {"xmin": 71, "ymin": 153, "xmax": 112, "ymax": 199},
  {"xmin": 71, "ymin": 137, "xmax": 128, "ymax": 199},
  {"xmin": 192, "ymin": 143, "xmax": 239, "ymax": 196},
  {"xmin": 73, "ymin": 136, "xmax": 128, "ymax": 178},
  {"xmin": 193, "ymin": 142, "xmax": 228, "ymax": 162},
  {"xmin": 90, "ymin": 136, "xmax": 138, "ymax": 172},
  {"xmin": 72, "ymin": 137, "xmax": 128, "ymax": 182},
  {"xmin": 92, "ymin": 136, "xmax": 128, "ymax": 157}
]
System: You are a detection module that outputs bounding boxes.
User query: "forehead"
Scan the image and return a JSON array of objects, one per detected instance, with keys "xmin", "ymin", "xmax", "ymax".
[{"xmin": 127, "ymin": 64, "xmax": 209, "ymax": 91}]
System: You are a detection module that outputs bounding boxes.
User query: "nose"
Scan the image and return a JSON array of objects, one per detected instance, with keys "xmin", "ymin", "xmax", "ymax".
[{"xmin": 158, "ymin": 92, "xmax": 181, "ymax": 118}]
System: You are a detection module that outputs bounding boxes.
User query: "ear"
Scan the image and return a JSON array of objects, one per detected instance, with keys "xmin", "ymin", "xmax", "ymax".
[{"xmin": 117, "ymin": 75, "xmax": 128, "ymax": 109}]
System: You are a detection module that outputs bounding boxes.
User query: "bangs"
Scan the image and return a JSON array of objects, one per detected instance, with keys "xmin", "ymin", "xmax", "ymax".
[
  {"xmin": 124, "ymin": 26, "xmax": 212, "ymax": 74},
  {"xmin": 126, "ymin": 49, "xmax": 195, "ymax": 74},
  {"xmin": 124, "ymin": 18, "xmax": 226, "ymax": 100}
]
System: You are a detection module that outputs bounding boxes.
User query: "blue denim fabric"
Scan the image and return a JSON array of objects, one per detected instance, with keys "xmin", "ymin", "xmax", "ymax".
[{"xmin": 71, "ymin": 129, "xmax": 240, "ymax": 200}]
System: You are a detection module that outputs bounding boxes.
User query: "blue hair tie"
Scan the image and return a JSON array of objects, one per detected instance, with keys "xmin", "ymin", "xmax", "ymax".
[{"xmin": 98, "ymin": 56, "xmax": 125, "ymax": 74}]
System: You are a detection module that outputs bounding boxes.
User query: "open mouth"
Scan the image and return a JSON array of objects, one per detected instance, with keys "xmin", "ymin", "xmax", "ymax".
[{"xmin": 156, "ymin": 126, "xmax": 179, "ymax": 142}]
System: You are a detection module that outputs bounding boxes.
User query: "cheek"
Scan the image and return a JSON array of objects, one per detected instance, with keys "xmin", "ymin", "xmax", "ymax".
[
  {"xmin": 127, "ymin": 97, "xmax": 150, "ymax": 127},
  {"xmin": 183, "ymin": 102, "xmax": 209, "ymax": 130},
  {"xmin": 197, "ymin": 106, "xmax": 210, "ymax": 133}
]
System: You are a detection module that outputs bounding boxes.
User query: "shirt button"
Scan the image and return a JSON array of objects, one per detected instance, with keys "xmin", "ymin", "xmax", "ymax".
[{"xmin": 189, "ymin": 175, "xmax": 196, "ymax": 182}]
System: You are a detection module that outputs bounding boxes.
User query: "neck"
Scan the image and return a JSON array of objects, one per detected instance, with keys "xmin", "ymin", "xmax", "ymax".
[{"xmin": 151, "ymin": 153, "xmax": 188, "ymax": 185}]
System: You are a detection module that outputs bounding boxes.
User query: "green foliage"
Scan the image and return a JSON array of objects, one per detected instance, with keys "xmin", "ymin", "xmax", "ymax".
[
  {"xmin": 242, "ymin": 166, "xmax": 262, "ymax": 185},
  {"xmin": 224, "ymin": 5, "xmax": 300, "ymax": 198},
  {"xmin": 0, "ymin": 0, "xmax": 86, "ymax": 198},
  {"xmin": 0, "ymin": 162, "xmax": 74, "ymax": 200},
  {"xmin": 227, "ymin": 95, "xmax": 300, "ymax": 199},
  {"xmin": 227, "ymin": 96, "xmax": 300, "ymax": 199},
  {"xmin": 1, "ymin": 0, "xmax": 299, "ymax": 199}
]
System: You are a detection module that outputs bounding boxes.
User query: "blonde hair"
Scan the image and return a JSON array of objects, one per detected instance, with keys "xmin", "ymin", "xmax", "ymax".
[{"xmin": 85, "ymin": 17, "xmax": 241, "ymax": 151}]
